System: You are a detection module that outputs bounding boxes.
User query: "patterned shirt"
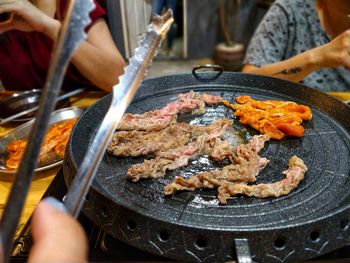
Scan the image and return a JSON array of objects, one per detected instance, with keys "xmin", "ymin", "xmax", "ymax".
[{"xmin": 243, "ymin": 0, "xmax": 350, "ymax": 92}]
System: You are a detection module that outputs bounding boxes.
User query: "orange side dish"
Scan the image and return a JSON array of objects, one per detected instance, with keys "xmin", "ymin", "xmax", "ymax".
[
  {"xmin": 222, "ymin": 96, "xmax": 312, "ymax": 140},
  {"xmin": 5, "ymin": 119, "xmax": 77, "ymax": 170}
]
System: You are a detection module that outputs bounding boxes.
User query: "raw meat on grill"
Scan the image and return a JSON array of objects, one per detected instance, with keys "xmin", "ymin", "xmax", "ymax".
[
  {"xmin": 118, "ymin": 91, "xmax": 222, "ymax": 131},
  {"xmin": 164, "ymin": 154, "xmax": 307, "ymax": 204},
  {"xmin": 164, "ymin": 134, "xmax": 270, "ymax": 194},
  {"xmin": 217, "ymin": 155, "xmax": 308, "ymax": 204},
  {"xmin": 108, "ymin": 119, "xmax": 241, "ymax": 159},
  {"xmin": 127, "ymin": 119, "xmax": 234, "ymax": 182},
  {"xmin": 107, "ymin": 122, "xmax": 193, "ymax": 157}
]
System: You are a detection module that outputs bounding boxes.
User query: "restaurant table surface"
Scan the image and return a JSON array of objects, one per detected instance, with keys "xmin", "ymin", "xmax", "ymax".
[{"xmin": 0, "ymin": 90, "xmax": 349, "ymax": 240}]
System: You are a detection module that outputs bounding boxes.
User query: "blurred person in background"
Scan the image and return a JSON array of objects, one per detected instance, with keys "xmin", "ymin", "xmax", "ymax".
[
  {"xmin": 242, "ymin": 0, "xmax": 350, "ymax": 92},
  {"xmin": 0, "ymin": 0, "xmax": 125, "ymax": 92}
]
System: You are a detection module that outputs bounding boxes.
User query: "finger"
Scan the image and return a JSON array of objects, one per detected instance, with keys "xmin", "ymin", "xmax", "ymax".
[
  {"xmin": 0, "ymin": 2, "xmax": 17, "ymax": 30},
  {"xmin": 0, "ymin": 2, "xmax": 16, "ymax": 13},
  {"xmin": 0, "ymin": 22, "xmax": 12, "ymax": 34},
  {"xmin": 0, "ymin": 12, "xmax": 13, "ymax": 25},
  {"xmin": 28, "ymin": 197, "xmax": 88, "ymax": 263},
  {"xmin": 0, "ymin": 2, "xmax": 14, "ymax": 28}
]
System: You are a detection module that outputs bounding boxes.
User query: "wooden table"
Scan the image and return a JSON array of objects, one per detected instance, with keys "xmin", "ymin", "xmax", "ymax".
[{"xmin": 0, "ymin": 91, "xmax": 349, "ymax": 238}]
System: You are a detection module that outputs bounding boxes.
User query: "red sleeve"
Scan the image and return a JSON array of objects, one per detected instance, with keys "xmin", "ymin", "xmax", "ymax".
[{"xmin": 57, "ymin": 0, "xmax": 106, "ymax": 30}]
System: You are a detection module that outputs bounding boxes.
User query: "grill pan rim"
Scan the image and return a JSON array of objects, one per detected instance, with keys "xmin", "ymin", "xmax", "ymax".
[{"xmin": 89, "ymin": 177, "xmax": 350, "ymax": 232}]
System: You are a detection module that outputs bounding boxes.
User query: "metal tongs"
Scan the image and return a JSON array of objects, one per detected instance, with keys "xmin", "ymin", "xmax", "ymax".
[
  {"xmin": 1, "ymin": 0, "xmax": 94, "ymax": 262},
  {"xmin": 0, "ymin": 2, "xmax": 173, "ymax": 262},
  {"xmin": 64, "ymin": 10, "xmax": 174, "ymax": 217}
]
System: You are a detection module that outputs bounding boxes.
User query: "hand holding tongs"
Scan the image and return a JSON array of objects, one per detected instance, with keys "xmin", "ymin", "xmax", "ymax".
[{"xmin": 0, "ymin": 1, "xmax": 95, "ymax": 262}]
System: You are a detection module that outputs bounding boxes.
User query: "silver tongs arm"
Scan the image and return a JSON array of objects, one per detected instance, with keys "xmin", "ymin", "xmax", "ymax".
[
  {"xmin": 0, "ymin": 1, "xmax": 94, "ymax": 262},
  {"xmin": 64, "ymin": 10, "xmax": 174, "ymax": 217}
]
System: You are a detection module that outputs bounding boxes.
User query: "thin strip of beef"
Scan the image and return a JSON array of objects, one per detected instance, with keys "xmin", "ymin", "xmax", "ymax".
[
  {"xmin": 108, "ymin": 120, "xmax": 235, "ymax": 158},
  {"xmin": 107, "ymin": 122, "xmax": 193, "ymax": 157},
  {"xmin": 118, "ymin": 91, "xmax": 222, "ymax": 131},
  {"xmin": 218, "ymin": 155, "xmax": 308, "ymax": 204},
  {"xmin": 164, "ymin": 135, "xmax": 270, "ymax": 195},
  {"xmin": 164, "ymin": 155, "xmax": 306, "ymax": 205},
  {"xmin": 127, "ymin": 119, "xmax": 233, "ymax": 182}
]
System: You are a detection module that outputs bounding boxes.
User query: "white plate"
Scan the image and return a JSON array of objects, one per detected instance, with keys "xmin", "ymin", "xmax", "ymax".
[{"xmin": 0, "ymin": 107, "xmax": 84, "ymax": 174}]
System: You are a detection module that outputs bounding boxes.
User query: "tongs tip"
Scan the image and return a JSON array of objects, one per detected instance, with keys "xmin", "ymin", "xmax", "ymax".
[{"xmin": 151, "ymin": 9, "xmax": 174, "ymax": 36}]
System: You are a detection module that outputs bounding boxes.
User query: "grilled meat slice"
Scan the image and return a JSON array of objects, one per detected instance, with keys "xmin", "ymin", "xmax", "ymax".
[
  {"xmin": 127, "ymin": 119, "xmax": 234, "ymax": 182},
  {"xmin": 164, "ymin": 135, "xmax": 270, "ymax": 195},
  {"xmin": 119, "ymin": 91, "xmax": 222, "ymax": 131},
  {"xmin": 164, "ymin": 155, "xmax": 307, "ymax": 205},
  {"xmin": 218, "ymin": 155, "xmax": 308, "ymax": 204},
  {"xmin": 107, "ymin": 122, "xmax": 193, "ymax": 157}
]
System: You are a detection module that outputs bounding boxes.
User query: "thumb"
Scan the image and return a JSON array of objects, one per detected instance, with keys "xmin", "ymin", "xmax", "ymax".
[{"xmin": 28, "ymin": 197, "xmax": 88, "ymax": 263}]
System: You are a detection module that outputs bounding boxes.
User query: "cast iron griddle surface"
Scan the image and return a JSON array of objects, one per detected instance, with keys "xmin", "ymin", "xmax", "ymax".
[{"xmin": 68, "ymin": 73, "xmax": 350, "ymax": 231}]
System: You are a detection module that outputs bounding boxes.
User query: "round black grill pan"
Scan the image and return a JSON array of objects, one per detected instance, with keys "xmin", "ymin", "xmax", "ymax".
[{"xmin": 64, "ymin": 72, "xmax": 350, "ymax": 262}]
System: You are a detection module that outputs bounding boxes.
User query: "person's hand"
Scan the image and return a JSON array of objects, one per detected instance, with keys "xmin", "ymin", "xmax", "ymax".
[
  {"xmin": 315, "ymin": 29, "xmax": 350, "ymax": 70},
  {"xmin": 28, "ymin": 197, "xmax": 88, "ymax": 263},
  {"xmin": 0, "ymin": 0, "xmax": 60, "ymax": 39}
]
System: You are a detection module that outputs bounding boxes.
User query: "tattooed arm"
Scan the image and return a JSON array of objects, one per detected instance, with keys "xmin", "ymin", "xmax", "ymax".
[
  {"xmin": 242, "ymin": 49, "xmax": 321, "ymax": 83},
  {"xmin": 242, "ymin": 29, "xmax": 350, "ymax": 83}
]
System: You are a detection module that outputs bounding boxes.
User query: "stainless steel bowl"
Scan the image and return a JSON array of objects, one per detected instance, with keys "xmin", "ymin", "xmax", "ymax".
[
  {"xmin": 0, "ymin": 107, "xmax": 84, "ymax": 174},
  {"xmin": 0, "ymin": 90, "xmax": 41, "ymax": 121},
  {"xmin": 0, "ymin": 89, "xmax": 70, "ymax": 122}
]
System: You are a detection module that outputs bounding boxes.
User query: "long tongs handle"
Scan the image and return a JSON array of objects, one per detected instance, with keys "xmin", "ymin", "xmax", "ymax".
[
  {"xmin": 0, "ymin": 1, "xmax": 94, "ymax": 262},
  {"xmin": 64, "ymin": 10, "xmax": 174, "ymax": 218}
]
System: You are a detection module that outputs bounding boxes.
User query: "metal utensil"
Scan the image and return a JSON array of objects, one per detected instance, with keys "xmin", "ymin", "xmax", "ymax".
[
  {"xmin": 0, "ymin": 88, "xmax": 85, "ymax": 125},
  {"xmin": 0, "ymin": 1, "xmax": 95, "ymax": 262},
  {"xmin": 64, "ymin": 10, "xmax": 174, "ymax": 218}
]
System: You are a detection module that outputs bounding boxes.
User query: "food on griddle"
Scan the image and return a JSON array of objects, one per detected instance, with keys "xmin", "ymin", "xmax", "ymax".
[
  {"xmin": 164, "ymin": 135, "xmax": 307, "ymax": 204},
  {"xmin": 5, "ymin": 119, "xmax": 77, "ymax": 170},
  {"xmin": 118, "ymin": 90, "xmax": 222, "ymax": 131},
  {"xmin": 217, "ymin": 155, "xmax": 307, "ymax": 204},
  {"xmin": 108, "ymin": 91, "xmax": 308, "ymax": 204},
  {"xmin": 222, "ymin": 95, "xmax": 313, "ymax": 140},
  {"xmin": 108, "ymin": 122, "xmax": 193, "ymax": 157},
  {"xmin": 126, "ymin": 119, "xmax": 235, "ymax": 182},
  {"xmin": 164, "ymin": 134, "xmax": 270, "ymax": 193}
]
